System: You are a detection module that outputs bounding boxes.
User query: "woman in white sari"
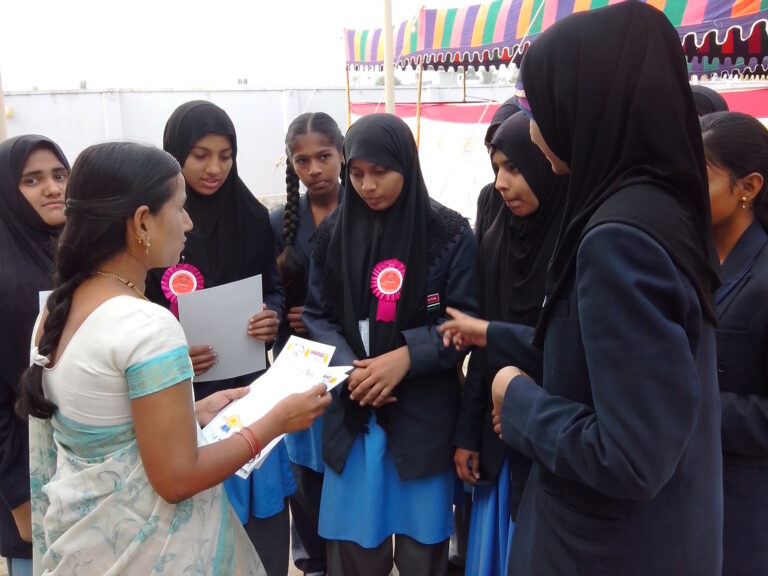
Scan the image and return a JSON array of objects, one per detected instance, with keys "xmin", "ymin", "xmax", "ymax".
[{"xmin": 18, "ymin": 142, "xmax": 330, "ymax": 575}]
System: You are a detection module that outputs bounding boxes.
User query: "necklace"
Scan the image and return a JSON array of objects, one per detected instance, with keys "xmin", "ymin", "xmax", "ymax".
[{"xmin": 93, "ymin": 271, "xmax": 149, "ymax": 301}]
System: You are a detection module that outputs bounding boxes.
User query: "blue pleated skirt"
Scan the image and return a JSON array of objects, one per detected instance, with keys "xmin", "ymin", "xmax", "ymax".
[
  {"xmin": 224, "ymin": 439, "xmax": 297, "ymax": 521},
  {"xmin": 466, "ymin": 457, "xmax": 515, "ymax": 576},
  {"xmin": 318, "ymin": 413, "xmax": 453, "ymax": 548}
]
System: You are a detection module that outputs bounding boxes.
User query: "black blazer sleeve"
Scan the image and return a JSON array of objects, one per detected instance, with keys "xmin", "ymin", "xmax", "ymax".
[
  {"xmin": 302, "ymin": 256, "xmax": 359, "ymax": 368},
  {"xmin": 486, "ymin": 322, "xmax": 541, "ymax": 381}
]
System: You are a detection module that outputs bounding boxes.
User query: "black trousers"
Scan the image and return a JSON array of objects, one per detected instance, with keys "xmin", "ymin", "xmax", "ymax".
[
  {"xmin": 327, "ymin": 535, "xmax": 449, "ymax": 576},
  {"xmin": 244, "ymin": 502, "xmax": 290, "ymax": 576},
  {"xmin": 289, "ymin": 463, "xmax": 327, "ymax": 575}
]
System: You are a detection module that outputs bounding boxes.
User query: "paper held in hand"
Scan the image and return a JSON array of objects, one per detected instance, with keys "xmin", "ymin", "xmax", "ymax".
[{"xmin": 201, "ymin": 335, "xmax": 351, "ymax": 478}]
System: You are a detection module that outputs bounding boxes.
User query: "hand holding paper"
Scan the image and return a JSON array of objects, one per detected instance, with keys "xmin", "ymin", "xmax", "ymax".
[{"xmin": 201, "ymin": 335, "xmax": 351, "ymax": 478}]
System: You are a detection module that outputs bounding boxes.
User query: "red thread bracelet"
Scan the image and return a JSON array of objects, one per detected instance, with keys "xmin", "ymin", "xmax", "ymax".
[
  {"xmin": 234, "ymin": 430, "xmax": 257, "ymax": 461},
  {"xmin": 241, "ymin": 427, "xmax": 262, "ymax": 457}
]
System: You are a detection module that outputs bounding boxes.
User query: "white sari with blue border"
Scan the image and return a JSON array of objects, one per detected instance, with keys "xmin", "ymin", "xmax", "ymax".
[{"xmin": 29, "ymin": 297, "xmax": 264, "ymax": 575}]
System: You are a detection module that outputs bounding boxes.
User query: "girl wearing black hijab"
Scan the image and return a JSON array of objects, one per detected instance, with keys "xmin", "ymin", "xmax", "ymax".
[
  {"xmin": 445, "ymin": 111, "xmax": 566, "ymax": 576},
  {"xmin": 491, "ymin": 3, "xmax": 722, "ymax": 574},
  {"xmin": 146, "ymin": 101, "xmax": 293, "ymax": 576},
  {"xmin": 0, "ymin": 135, "xmax": 68, "ymax": 576},
  {"xmin": 474, "ymin": 97, "xmax": 521, "ymax": 244},
  {"xmin": 304, "ymin": 113, "xmax": 478, "ymax": 575}
]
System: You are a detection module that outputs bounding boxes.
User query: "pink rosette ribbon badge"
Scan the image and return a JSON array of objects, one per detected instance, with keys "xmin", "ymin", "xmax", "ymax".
[
  {"xmin": 161, "ymin": 263, "xmax": 204, "ymax": 317},
  {"xmin": 370, "ymin": 259, "xmax": 406, "ymax": 323}
]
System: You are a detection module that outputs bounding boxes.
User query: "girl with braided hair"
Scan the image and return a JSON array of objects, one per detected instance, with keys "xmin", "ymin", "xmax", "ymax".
[{"xmin": 270, "ymin": 111, "xmax": 344, "ymax": 576}]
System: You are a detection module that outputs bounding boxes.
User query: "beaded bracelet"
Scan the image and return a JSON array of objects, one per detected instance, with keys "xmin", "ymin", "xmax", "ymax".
[
  {"xmin": 234, "ymin": 430, "xmax": 257, "ymax": 461},
  {"xmin": 240, "ymin": 427, "xmax": 262, "ymax": 457}
]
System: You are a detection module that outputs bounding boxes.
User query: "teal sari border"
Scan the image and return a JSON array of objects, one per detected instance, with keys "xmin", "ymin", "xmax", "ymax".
[
  {"xmin": 126, "ymin": 345, "xmax": 193, "ymax": 399},
  {"xmin": 52, "ymin": 413, "xmax": 135, "ymax": 462}
]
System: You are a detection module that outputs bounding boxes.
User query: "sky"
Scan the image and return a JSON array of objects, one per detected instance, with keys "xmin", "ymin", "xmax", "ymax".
[{"xmin": 0, "ymin": 0, "xmax": 474, "ymax": 92}]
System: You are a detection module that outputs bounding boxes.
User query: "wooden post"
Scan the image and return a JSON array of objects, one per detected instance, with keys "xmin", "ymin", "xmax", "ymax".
[
  {"xmin": 416, "ymin": 64, "xmax": 423, "ymax": 147},
  {"xmin": 462, "ymin": 65, "xmax": 467, "ymax": 103},
  {"xmin": 383, "ymin": 0, "xmax": 395, "ymax": 114},
  {"xmin": 346, "ymin": 67, "xmax": 352, "ymax": 129}
]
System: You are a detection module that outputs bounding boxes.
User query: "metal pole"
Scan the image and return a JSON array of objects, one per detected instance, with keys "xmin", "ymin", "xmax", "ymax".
[
  {"xmin": 383, "ymin": 0, "xmax": 395, "ymax": 114},
  {"xmin": 462, "ymin": 65, "xmax": 467, "ymax": 103},
  {"xmin": 416, "ymin": 64, "xmax": 423, "ymax": 147},
  {"xmin": 0, "ymin": 69, "xmax": 7, "ymax": 142},
  {"xmin": 346, "ymin": 67, "xmax": 352, "ymax": 129}
]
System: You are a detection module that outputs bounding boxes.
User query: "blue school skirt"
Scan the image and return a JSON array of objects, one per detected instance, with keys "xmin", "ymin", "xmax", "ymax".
[{"xmin": 318, "ymin": 412, "xmax": 453, "ymax": 548}]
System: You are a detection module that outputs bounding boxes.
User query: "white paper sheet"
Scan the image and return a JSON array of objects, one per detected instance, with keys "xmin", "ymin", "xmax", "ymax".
[
  {"xmin": 177, "ymin": 274, "xmax": 266, "ymax": 383},
  {"xmin": 201, "ymin": 335, "xmax": 351, "ymax": 477}
]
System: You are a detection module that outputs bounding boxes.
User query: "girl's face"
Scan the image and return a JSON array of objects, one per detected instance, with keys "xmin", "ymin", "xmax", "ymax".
[
  {"xmin": 144, "ymin": 173, "xmax": 194, "ymax": 267},
  {"xmin": 491, "ymin": 149, "xmax": 540, "ymax": 218},
  {"xmin": 18, "ymin": 148, "xmax": 68, "ymax": 226},
  {"xmin": 289, "ymin": 132, "xmax": 342, "ymax": 198},
  {"xmin": 706, "ymin": 159, "xmax": 742, "ymax": 229},
  {"xmin": 529, "ymin": 120, "xmax": 569, "ymax": 175},
  {"xmin": 348, "ymin": 158, "xmax": 404, "ymax": 212},
  {"xmin": 182, "ymin": 133, "xmax": 233, "ymax": 196}
]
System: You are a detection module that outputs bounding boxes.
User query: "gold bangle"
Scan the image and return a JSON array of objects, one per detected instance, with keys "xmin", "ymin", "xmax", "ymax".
[{"xmin": 234, "ymin": 430, "xmax": 257, "ymax": 461}]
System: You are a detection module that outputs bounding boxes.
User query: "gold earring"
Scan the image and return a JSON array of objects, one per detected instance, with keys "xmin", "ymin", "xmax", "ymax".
[
  {"xmin": 135, "ymin": 233, "xmax": 144, "ymax": 245},
  {"xmin": 145, "ymin": 236, "xmax": 151, "ymax": 256},
  {"xmin": 740, "ymin": 196, "xmax": 749, "ymax": 209}
]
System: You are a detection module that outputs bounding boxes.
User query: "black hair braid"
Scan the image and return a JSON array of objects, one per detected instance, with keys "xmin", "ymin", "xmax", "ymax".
[
  {"xmin": 17, "ymin": 270, "xmax": 89, "ymax": 419},
  {"xmin": 277, "ymin": 163, "xmax": 306, "ymax": 307},
  {"xmin": 282, "ymin": 163, "xmax": 301, "ymax": 248}
]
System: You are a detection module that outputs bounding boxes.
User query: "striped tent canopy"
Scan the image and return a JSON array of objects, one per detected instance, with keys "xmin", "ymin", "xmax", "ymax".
[{"xmin": 345, "ymin": 0, "xmax": 768, "ymax": 76}]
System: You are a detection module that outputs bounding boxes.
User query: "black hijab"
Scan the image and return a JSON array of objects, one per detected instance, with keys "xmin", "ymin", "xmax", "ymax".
[
  {"xmin": 485, "ymin": 97, "xmax": 521, "ymax": 146},
  {"xmin": 483, "ymin": 112, "xmax": 566, "ymax": 327},
  {"xmin": 476, "ymin": 98, "xmax": 522, "ymax": 243},
  {"xmin": 328, "ymin": 113, "xmax": 429, "ymax": 359},
  {"xmin": 0, "ymin": 135, "xmax": 68, "ymax": 394},
  {"xmin": 691, "ymin": 85, "xmax": 729, "ymax": 117},
  {"xmin": 519, "ymin": 1, "xmax": 719, "ymax": 345},
  {"xmin": 157, "ymin": 100, "xmax": 272, "ymax": 287}
]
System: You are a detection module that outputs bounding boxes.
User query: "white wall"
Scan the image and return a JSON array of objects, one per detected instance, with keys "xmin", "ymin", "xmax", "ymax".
[{"xmin": 4, "ymin": 86, "xmax": 510, "ymax": 217}]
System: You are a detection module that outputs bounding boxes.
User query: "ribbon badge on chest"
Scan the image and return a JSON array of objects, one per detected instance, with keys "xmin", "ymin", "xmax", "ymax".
[
  {"xmin": 370, "ymin": 259, "xmax": 405, "ymax": 323},
  {"xmin": 161, "ymin": 263, "xmax": 204, "ymax": 318}
]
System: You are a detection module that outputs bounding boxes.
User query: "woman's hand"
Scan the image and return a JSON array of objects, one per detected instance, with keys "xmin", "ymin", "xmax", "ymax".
[
  {"xmin": 491, "ymin": 366, "xmax": 529, "ymax": 438},
  {"xmin": 437, "ymin": 307, "xmax": 489, "ymax": 350},
  {"xmin": 10, "ymin": 500, "xmax": 31, "ymax": 543},
  {"xmin": 189, "ymin": 344, "xmax": 217, "ymax": 376},
  {"xmin": 287, "ymin": 305, "xmax": 308, "ymax": 335},
  {"xmin": 454, "ymin": 448, "xmax": 481, "ymax": 483},
  {"xmin": 195, "ymin": 386, "xmax": 250, "ymax": 427},
  {"xmin": 348, "ymin": 346, "xmax": 410, "ymax": 407},
  {"xmin": 248, "ymin": 304, "xmax": 279, "ymax": 343},
  {"xmin": 267, "ymin": 383, "xmax": 332, "ymax": 434}
]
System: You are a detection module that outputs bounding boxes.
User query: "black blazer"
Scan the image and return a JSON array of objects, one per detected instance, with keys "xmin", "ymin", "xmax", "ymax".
[
  {"xmin": 715, "ymin": 220, "xmax": 768, "ymax": 576},
  {"xmin": 304, "ymin": 220, "xmax": 478, "ymax": 481},
  {"xmin": 501, "ymin": 223, "xmax": 722, "ymax": 575}
]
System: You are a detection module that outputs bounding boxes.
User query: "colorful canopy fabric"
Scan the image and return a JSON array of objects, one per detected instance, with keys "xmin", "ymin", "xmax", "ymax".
[{"xmin": 344, "ymin": 0, "xmax": 768, "ymax": 76}]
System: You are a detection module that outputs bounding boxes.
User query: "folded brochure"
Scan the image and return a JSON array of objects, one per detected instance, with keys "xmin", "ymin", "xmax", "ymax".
[{"xmin": 201, "ymin": 335, "xmax": 351, "ymax": 478}]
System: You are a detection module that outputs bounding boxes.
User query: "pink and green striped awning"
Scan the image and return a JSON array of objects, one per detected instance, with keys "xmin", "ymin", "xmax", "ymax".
[{"xmin": 344, "ymin": 0, "xmax": 768, "ymax": 76}]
